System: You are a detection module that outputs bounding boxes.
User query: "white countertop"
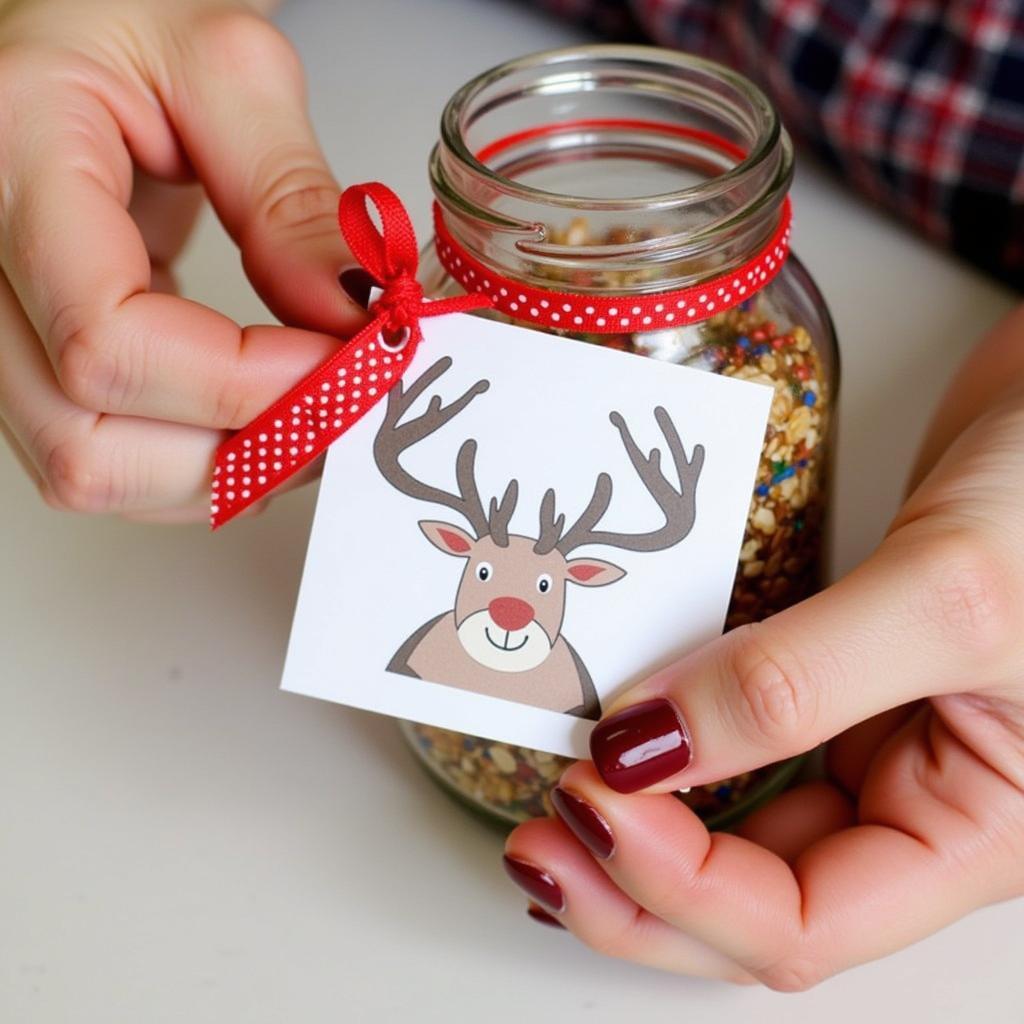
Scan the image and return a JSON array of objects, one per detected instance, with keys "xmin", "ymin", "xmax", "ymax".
[{"xmin": 2, "ymin": 1, "xmax": 1021, "ymax": 1020}]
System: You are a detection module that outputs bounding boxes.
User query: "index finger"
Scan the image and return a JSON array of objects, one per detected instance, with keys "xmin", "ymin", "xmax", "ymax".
[
  {"xmin": 587, "ymin": 523, "xmax": 1011, "ymax": 793},
  {"xmin": 0, "ymin": 73, "xmax": 350, "ymax": 429}
]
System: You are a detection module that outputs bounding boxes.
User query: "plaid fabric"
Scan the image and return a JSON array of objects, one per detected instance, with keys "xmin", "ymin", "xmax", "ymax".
[{"xmin": 526, "ymin": 0, "xmax": 1024, "ymax": 289}]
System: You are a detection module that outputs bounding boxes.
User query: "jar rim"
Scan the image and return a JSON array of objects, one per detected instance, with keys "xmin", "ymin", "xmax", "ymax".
[{"xmin": 437, "ymin": 44, "xmax": 786, "ymax": 215}]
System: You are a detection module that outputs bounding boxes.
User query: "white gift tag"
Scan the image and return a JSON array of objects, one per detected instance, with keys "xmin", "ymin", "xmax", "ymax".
[{"xmin": 281, "ymin": 312, "xmax": 771, "ymax": 758}]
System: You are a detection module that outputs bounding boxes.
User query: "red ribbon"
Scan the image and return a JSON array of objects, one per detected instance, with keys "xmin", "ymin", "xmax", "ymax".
[
  {"xmin": 212, "ymin": 152, "xmax": 792, "ymax": 528},
  {"xmin": 434, "ymin": 118, "xmax": 792, "ymax": 335},
  {"xmin": 210, "ymin": 183, "xmax": 490, "ymax": 529},
  {"xmin": 434, "ymin": 197, "xmax": 791, "ymax": 335}
]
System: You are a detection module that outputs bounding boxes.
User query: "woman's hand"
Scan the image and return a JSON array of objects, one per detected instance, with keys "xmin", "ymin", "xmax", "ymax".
[
  {"xmin": 0, "ymin": 0, "xmax": 367, "ymax": 522},
  {"xmin": 505, "ymin": 304, "xmax": 1024, "ymax": 988}
]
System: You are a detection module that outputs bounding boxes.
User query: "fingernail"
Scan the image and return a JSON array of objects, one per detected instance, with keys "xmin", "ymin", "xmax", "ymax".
[
  {"xmin": 590, "ymin": 698, "xmax": 692, "ymax": 793},
  {"xmin": 527, "ymin": 903, "xmax": 566, "ymax": 929},
  {"xmin": 502, "ymin": 854, "xmax": 565, "ymax": 914},
  {"xmin": 338, "ymin": 267, "xmax": 377, "ymax": 308},
  {"xmin": 551, "ymin": 787, "xmax": 615, "ymax": 860}
]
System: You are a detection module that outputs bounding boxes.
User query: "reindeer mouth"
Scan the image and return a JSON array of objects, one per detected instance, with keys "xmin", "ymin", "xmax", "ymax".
[
  {"xmin": 484, "ymin": 626, "xmax": 530, "ymax": 653},
  {"xmin": 457, "ymin": 610, "xmax": 552, "ymax": 673}
]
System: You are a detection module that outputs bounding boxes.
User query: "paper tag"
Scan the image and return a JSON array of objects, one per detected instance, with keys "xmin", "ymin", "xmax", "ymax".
[{"xmin": 281, "ymin": 312, "xmax": 771, "ymax": 759}]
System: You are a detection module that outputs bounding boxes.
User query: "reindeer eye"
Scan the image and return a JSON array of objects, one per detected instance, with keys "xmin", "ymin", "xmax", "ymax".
[
  {"xmin": 537, "ymin": 573, "xmax": 552, "ymax": 594},
  {"xmin": 476, "ymin": 562, "xmax": 493, "ymax": 582}
]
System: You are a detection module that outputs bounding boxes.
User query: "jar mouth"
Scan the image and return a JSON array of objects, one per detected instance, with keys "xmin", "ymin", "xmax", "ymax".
[
  {"xmin": 431, "ymin": 45, "xmax": 793, "ymax": 288},
  {"xmin": 438, "ymin": 44, "xmax": 785, "ymax": 215},
  {"xmin": 428, "ymin": 44, "xmax": 794, "ymax": 290}
]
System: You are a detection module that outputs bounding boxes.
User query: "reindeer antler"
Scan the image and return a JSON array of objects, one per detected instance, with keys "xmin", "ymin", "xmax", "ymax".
[
  {"xmin": 534, "ymin": 488, "xmax": 568, "ymax": 555},
  {"xmin": 487, "ymin": 481, "xmax": 519, "ymax": 546},
  {"xmin": 537, "ymin": 407, "xmax": 704, "ymax": 555},
  {"xmin": 374, "ymin": 357, "xmax": 492, "ymax": 538}
]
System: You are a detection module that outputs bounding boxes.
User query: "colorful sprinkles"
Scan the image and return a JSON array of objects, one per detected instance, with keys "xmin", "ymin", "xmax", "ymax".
[{"xmin": 403, "ymin": 234, "xmax": 830, "ymax": 829}]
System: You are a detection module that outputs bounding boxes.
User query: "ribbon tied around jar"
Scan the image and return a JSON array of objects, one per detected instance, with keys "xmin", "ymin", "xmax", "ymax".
[{"xmin": 211, "ymin": 166, "xmax": 791, "ymax": 528}]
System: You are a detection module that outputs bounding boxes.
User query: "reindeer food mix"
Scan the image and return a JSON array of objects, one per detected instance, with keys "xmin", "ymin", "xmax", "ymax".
[{"xmin": 396, "ymin": 46, "xmax": 838, "ymax": 829}]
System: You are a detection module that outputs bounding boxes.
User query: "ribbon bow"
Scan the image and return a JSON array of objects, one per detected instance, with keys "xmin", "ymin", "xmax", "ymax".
[{"xmin": 210, "ymin": 182, "xmax": 491, "ymax": 529}]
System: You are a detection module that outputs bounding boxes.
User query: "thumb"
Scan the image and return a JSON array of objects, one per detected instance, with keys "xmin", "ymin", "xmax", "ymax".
[
  {"xmin": 166, "ymin": 11, "xmax": 369, "ymax": 335},
  {"xmin": 588, "ymin": 524, "xmax": 1008, "ymax": 793}
]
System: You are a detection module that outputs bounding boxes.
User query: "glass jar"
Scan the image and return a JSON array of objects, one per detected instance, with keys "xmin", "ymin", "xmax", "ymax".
[{"xmin": 400, "ymin": 45, "xmax": 838, "ymax": 830}]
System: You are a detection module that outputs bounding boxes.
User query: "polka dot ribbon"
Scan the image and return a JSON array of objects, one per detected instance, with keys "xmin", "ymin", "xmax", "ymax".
[
  {"xmin": 433, "ymin": 195, "xmax": 792, "ymax": 335},
  {"xmin": 212, "ymin": 166, "xmax": 792, "ymax": 528},
  {"xmin": 210, "ymin": 182, "xmax": 491, "ymax": 528},
  {"xmin": 433, "ymin": 118, "xmax": 792, "ymax": 334}
]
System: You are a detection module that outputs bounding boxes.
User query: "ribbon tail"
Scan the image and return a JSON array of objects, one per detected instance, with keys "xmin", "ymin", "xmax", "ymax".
[
  {"xmin": 210, "ymin": 315, "xmax": 416, "ymax": 529},
  {"xmin": 211, "ymin": 181, "xmax": 496, "ymax": 531}
]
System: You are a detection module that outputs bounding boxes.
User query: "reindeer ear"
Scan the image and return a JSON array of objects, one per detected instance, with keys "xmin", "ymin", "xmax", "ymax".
[
  {"xmin": 419, "ymin": 521, "xmax": 476, "ymax": 557},
  {"xmin": 565, "ymin": 558, "xmax": 626, "ymax": 587}
]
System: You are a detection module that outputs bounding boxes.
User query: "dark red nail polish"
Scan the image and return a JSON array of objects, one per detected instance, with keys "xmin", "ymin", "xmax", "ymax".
[
  {"xmin": 590, "ymin": 698, "xmax": 692, "ymax": 793},
  {"xmin": 339, "ymin": 267, "xmax": 377, "ymax": 308},
  {"xmin": 527, "ymin": 903, "xmax": 566, "ymax": 929},
  {"xmin": 502, "ymin": 854, "xmax": 565, "ymax": 914},
  {"xmin": 551, "ymin": 787, "xmax": 615, "ymax": 860}
]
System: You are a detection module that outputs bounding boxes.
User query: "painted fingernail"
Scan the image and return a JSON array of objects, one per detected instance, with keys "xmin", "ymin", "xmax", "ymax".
[
  {"xmin": 551, "ymin": 787, "xmax": 615, "ymax": 860},
  {"xmin": 502, "ymin": 854, "xmax": 565, "ymax": 914},
  {"xmin": 338, "ymin": 267, "xmax": 377, "ymax": 308},
  {"xmin": 527, "ymin": 903, "xmax": 566, "ymax": 929},
  {"xmin": 590, "ymin": 698, "xmax": 692, "ymax": 793}
]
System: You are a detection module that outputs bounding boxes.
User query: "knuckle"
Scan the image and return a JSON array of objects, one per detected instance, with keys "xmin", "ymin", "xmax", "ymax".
[
  {"xmin": 192, "ymin": 10, "xmax": 303, "ymax": 85},
  {"xmin": 756, "ymin": 956, "xmax": 830, "ymax": 993},
  {"xmin": 256, "ymin": 172, "xmax": 338, "ymax": 240},
  {"xmin": 54, "ymin": 320, "xmax": 125, "ymax": 411},
  {"xmin": 186, "ymin": 13, "xmax": 332, "ymax": 248},
  {"xmin": 727, "ymin": 624, "xmax": 818, "ymax": 748},
  {"xmin": 43, "ymin": 435, "xmax": 117, "ymax": 513},
  {"xmin": 907, "ymin": 530, "xmax": 1015, "ymax": 655},
  {"xmin": 630, "ymin": 867, "xmax": 699, "ymax": 924}
]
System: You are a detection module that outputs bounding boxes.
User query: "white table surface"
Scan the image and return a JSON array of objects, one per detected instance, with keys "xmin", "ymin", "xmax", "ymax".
[{"xmin": 2, "ymin": 1, "xmax": 1021, "ymax": 1020}]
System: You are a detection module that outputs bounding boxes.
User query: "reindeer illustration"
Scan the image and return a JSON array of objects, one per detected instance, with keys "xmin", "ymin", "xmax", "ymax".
[{"xmin": 375, "ymin": 357, "xmax": 704, "ymax": 720}]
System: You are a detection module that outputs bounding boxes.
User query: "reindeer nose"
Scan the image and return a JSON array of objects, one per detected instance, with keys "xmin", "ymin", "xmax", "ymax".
[{"xmin": 488, "ymin": 597, "xmax": 535, "ymax": 632}]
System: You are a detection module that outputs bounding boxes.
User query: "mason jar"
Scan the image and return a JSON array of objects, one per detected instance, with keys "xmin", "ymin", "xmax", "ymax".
[{"xmin": 399, "ymin": 44, "xmax": 838, "ymax": 830}]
